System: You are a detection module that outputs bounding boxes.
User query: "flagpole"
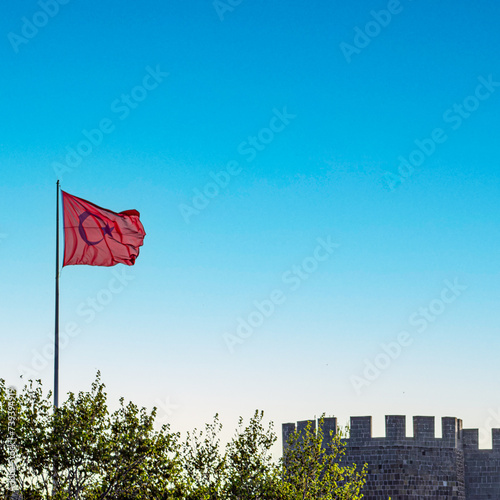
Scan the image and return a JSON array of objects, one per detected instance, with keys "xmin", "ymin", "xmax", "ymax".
[{"xmin": 54, "ymin": 180, "xmax": 60, "ymax": 408}]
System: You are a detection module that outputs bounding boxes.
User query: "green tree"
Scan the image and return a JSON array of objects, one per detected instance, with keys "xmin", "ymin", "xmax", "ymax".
[
  {"xmin": 280, "ymin": 417, "xmax": 367, "ymax": 499},
  {"xmin": 223, "ymin": 410, "xmax": 280, "ymax": 499},
  {"xmin": 180, "ymin": 410, "xmax": 283, "ymax": 500},
  {"xmin": 0, "ymin": 376, "xmax": 367, "ymax": 500},
  {"xmin": 181, "ymin": 414, "xmax": 226, "ymax": 500},
  {"xmin": 0, "ymin": 374, "xmax": 183, "ymax": 500}
]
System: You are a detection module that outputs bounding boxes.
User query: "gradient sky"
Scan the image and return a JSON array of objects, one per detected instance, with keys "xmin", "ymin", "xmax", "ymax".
[{"xmin": 1, "ymin": 0, "xmax": 500, "ymax": 453}]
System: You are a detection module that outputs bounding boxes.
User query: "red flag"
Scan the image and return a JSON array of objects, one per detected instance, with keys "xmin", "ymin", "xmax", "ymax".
[{"xmin": 62, "ymin": 191, "xmax": 146, "ymax": 267}]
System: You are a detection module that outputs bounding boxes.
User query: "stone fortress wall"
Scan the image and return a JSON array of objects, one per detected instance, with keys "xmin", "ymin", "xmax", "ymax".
[{"xmin": 282, "ymin": 415, "xmax": 500, "ymax": 499}]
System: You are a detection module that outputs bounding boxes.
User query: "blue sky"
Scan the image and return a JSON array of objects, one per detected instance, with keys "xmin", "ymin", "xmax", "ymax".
[{"xmin": 1, "ymin": 0, "xmax": 500, "ymax": 451}]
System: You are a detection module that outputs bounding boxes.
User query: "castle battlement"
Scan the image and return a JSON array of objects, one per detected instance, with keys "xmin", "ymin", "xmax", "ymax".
[{"xmin": 283, "ymin": 415, "xmax": 500, "ymax": 499}]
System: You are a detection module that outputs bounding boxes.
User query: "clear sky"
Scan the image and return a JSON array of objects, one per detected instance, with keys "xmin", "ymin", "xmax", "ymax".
[{"xmin": 1, "ymin": 0, "xmax": 500, "ymax": 452}]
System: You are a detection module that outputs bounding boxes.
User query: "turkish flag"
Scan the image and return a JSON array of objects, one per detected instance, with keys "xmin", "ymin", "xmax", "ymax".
[{"xmin": 62, "ymin": 191, "xmax": 146, "ymax": 267}]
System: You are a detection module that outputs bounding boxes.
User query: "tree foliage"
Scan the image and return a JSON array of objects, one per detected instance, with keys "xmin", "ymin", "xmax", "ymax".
[
  {"xmin": 0, "ymin": 375, "xmax": 366, "ymax": 499},
  {"xmin": 281, "ymin": 419, "xmax": 367, "ymax": 499},
  {"xmin": 0, "ymin": 374, "xmax": 182, "ymax": 500}
]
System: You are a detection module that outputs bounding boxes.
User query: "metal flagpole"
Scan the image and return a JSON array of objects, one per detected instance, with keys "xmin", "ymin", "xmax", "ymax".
[{"xmin": 54, "ymin": 180, "xmax": 60, "ymax": 408}]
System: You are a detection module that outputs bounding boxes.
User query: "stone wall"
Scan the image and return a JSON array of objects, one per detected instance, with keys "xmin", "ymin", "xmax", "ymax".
[
  {"xmin": 282, "ymin": 415, "xmax": 500, "ymax": 499},
  {"xmin": 463, "ymin": 428, "xmax": 500, "ymax": 499}
]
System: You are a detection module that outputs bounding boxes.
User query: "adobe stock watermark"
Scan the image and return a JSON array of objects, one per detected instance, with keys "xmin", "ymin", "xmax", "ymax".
[
  {"xmin": 350, "ymin": 278, "xmax": 468, "ymax": 395},
  {"xmin": 179, "ymin": 107, "xmax": 296, "ymax": 224},
  {"xmin": 223, "ymin": 237, "xmax": 339, "ymax": 353},
  {"xmin": 8, "ymin": 0, "xmax": 72, "ymax": 54},
  {"xmin": 480, "ymin": 408, "xmax": 500, "ymax": 448},
  {"xmin": 155, "ymin": 397, "xmax": 180, "ymax": 424},
  {"xmin": 383, "ymin": 75, "xmax": 500, "ymax": 191},
  {"xmin": 18, "ymin": 267, "xmax": 135, "ymax": 379},
  {"xmin": 7, "ymin": 386, "xmax": 20, "ymax": 498},
  {"xmin": 213, "ymin": 0, "xmax": 244, "ymax": 21},
  {"xmin": 52, "ymin": 65, "xmax": 169, "ymax": 179},
  {"xmin": 340, "ymin": 0, "xmax": 413, "ymax": 64}
]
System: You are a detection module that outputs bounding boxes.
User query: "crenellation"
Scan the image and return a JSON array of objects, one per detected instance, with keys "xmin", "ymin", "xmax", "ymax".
[
  {"xmin": 385, "ymin": 414, "xmax": 405, "ymax": 442},
  {"xmin": 413, "ymin": 415, "xmax": 435, "ymax": 441},
  {"xmin": 319, "ymin": 416, "xmax": 337, "ymax": 449},
  {"xmin": 349, "ymin": 416, "xmax": 372, "ymax": 443},
  {"xmin": 462, "ymin": 429, "xmax": 479, "ymax": 450},
  {"xmin": 442, "ymin": 416, "xmax": 460, "ymax": 447},
  {"xmin": 282, "ymin": 422, "xmax": 295, "ymax": 453},
  {"xmin": 283, "ymin": 415, "xmax": 500, "ymax": 499},
  {"xmin": 297, "ymin": 419, "xmax": 315, "ymax": 434},
  {"xmin": 492, "ymin": 429, "xmax": 500, "ymax": 451}
]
